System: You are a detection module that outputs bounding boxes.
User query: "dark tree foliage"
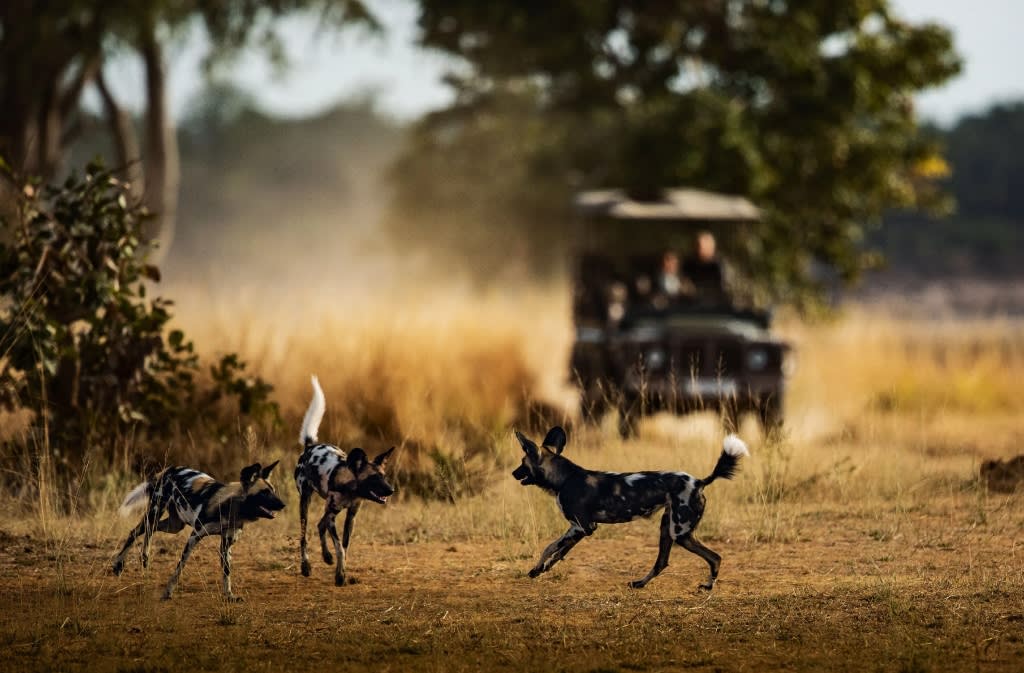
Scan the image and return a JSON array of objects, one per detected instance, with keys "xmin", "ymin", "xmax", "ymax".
[
  {"xmin": 0, "ymin": 162, "xmax": 278, "ymax": 466},
  {"xmin": 391, "ymin": 0, "xmax": 960, "ymax": 308},
  {"xmin": 876, "ymin": 102, "xmax": 1024, "ymax": 278}
]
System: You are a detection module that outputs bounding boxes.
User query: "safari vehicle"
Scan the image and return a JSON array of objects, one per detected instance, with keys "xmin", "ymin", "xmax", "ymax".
[{"xmin": 570, "ymin": 188, "xmax": 791, "ymax": 438}]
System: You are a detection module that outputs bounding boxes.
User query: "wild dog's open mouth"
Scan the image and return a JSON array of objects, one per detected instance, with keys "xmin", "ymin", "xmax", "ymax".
[
  {"xmin": 258, "ymin": 506, "xmax": 277, "ymax": 519},
  {"xmin": 367, "ymin": 490, "xmax": 390, "ymax": 505}
]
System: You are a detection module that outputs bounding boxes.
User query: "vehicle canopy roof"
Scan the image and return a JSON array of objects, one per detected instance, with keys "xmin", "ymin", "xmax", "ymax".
[
  {"xmin": 574, "ymin": 188, "xmax": 760, "ymax": 224},
  {"xmin": 572, "ymin": 187, "xmax": 760, "ymax": 254}
]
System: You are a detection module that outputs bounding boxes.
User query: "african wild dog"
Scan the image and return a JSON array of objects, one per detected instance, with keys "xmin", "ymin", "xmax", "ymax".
[
  {"xmin": 112, "ymin": 461, "xmax": 285, "ymax": 601},
  {"xmin": 513, "ymin": 426, "xmax": 748, "ymax": 590},
  {"xmin": 294, "ymin": 375, "xmax": 395, "ymax": 585}
]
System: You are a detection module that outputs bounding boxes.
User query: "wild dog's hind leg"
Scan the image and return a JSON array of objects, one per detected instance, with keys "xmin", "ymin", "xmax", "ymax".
[
  {"xmin": 528, "ymin": 523, "xmax": 593, "ymax": 578},
  {"xmin": 140, "ymin": 488, "xmax": 172, "ymax": 569},
  {"xmin": 112, "ymin": 517, "xmax": 148, "ymax": 575},
  {"xmin": 112, "ymin": 488, "xmax": 167, "ymax": 575},
  {"xmin": 162, "ymin": 529, "xmax": 207, "ymax": 600},
  {"xmin": 679, "ymin": 535, "xmax": 721, "ymax": 591},
  {"xmin": 630, "ymin": 506, "xmax": 673, "ymax": 589},
  {"xmin": 298, "ymin": 485, "xmax": 312, "ymax": 576}
]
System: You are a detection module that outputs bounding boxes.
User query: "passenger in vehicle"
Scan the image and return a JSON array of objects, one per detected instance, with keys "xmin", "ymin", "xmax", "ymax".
[{"xmin": 682, "ymin": 231, "xmax": 728, "ymax": 303}]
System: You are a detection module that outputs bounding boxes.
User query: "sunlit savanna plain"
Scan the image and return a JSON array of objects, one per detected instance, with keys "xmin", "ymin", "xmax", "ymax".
[{"xmin": 1, "ymin": 286, "xmax": 1022, "ymax": 673}]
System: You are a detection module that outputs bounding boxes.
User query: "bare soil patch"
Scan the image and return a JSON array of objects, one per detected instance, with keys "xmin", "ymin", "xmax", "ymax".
[{"xmin": 1, "ymin": 494, "xmax": 1022, "ymax": 673}]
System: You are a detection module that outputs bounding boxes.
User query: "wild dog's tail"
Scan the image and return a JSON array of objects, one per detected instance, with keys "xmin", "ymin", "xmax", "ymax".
[
  {"xmin": 700, "ymin": 435, "xmax": 749, "ymax": 487},
  {"xmin": 300, "ymin": 374, "xmax": 326, "ymax": 447},
  {"xmin": 118, "ymin": 481, "xmax": 151, "ymax": 517}
]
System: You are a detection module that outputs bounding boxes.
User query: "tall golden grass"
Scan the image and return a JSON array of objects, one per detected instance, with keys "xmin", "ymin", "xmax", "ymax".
[{"xmin": 3, "ymin": 280, "xmax": 1023, "ymax": 538}]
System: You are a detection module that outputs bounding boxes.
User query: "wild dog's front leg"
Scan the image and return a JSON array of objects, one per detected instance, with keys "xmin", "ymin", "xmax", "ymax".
[
  {"xmin": 333, "ymin": 504, "xmax": 360, "ymax": 585},
  {"xmin": 528, "ymin": 524, "xmax": 592, "ymax": 578},
  {"xmin": 298, "ymin": 486, "xmax": 312, "ymax": 576},
  {"xmin": 162, "ymin": 529, "xmax": 207, "ymax": 600},
  {"xmin": 342, "ymin": 503, "xmax": 360, "ymax": 551},
  {"xmin": 326, "ymin": 517, "xmax": 347, "ymax": 586},
  {"xmin": 220, "ymin": 531, "xmax": 242, "ymax": 602},
  {"xmin": 630, "ymin": 508, "xmax": 673, "ymax": 589},
  {"xmin": 317, "ymin": 505, "xmax": 339, "ymax": 566}
]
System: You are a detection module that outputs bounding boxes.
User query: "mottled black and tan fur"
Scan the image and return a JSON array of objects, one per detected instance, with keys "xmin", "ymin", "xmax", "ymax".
[
  {"xmin": 294, "ymin": 375, "xmax": 395, "ymax": 585},
  {"xmin": 112, "ymin": 461, "xmax": 285, "ymax": 601},
  {"xmin": 512, "ymin": 427, "xmax": 748, "ymax": 590}
]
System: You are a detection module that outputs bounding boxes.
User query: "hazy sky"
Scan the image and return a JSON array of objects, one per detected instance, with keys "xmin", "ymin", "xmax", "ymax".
[{"xmin": 96, "ymin": 0, "xmax": 1024, "ymax": 126}]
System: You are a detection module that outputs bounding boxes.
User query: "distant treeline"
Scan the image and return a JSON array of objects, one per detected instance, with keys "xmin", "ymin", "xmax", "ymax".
[
  {"xmin": 69, "ymin": 88, "xmax": 1022, "ymax": 283},
  {"xmin": 874, "ymin": 102, "xmax": 1024, "ymax": 280}
]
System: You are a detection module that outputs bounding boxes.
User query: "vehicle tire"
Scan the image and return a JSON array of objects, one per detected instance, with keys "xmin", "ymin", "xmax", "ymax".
[
  {"xmin": 617, "ymin": 397, "xmax": 640, "ymax": 439},
  {"xmin": 579, "ymin": 391, "xmax": 609, "ymax": 426},
  {"xmin": 757, "ymin": 395, "xmax": 783, "ymax": 437},
  {"xmin": 720, "ymin": 403, "xmax": 741, "ymax": 434}
]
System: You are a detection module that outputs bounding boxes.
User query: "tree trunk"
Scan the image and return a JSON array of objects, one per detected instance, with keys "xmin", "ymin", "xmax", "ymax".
[
  {"xmin": 139, "ymin": 23, "xmax": 179, "ymax": 264},
  {"xmin": 95, "ymin": 67, "xmax": 143, "ymax": 201}
]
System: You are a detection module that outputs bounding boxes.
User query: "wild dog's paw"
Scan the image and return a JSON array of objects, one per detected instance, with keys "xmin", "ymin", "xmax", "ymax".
[
  {"xmin": 300, "ymin": 559, "xmax": 312, "ymax": 577},
  {"xmin": 334, "ymin": 573, "xmax": 346, "ymax": 587},
  {"xmin": 697, "ymin": 581, "xmax": 715, "ymax": 592},
  {"xmin": 111, "ymin": 560, "xmax": 124, "ymax": 576},
  {"xmin": 141, "ymin": 555, "xmax": 150, "ymax": 569},
  {"xmin": 322, "ymin": 550, "xmax": 334, "ymax": 565},
  {"xmin": 628, "ymin": 580, "xmax": 647, "ymax": 589},
  {"xmin": 160, "ymin": 591, "xmax": 173, "ymax": 601},
  {"xmin": 528, "ymin": 567, "xmax": 544, "ymax": 578},
  {"xmin": 224, "ymin": 594, "xmax": 244, "ymax": 603}
]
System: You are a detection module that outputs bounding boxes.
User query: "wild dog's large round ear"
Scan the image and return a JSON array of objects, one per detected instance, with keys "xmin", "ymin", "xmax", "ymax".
[
  {"xmin": 373, "ymin": 446, "xmax": 396, "ymax": 467},
  {"xmin": 514, "ymin": 430, "xmax": 539, "ymax": 459},
  {"xmin": 347, "ymin": 449, "xmax": 368, "ymax": 473},
  {"xmin": 260, "ymin": 460, "xmax": 280, "ymax": 479},
  {"xmin": 240, "ymin": 463, "xmax": 262, "ymax": 486},
  {"xmin": 542, "ymin": 426, "xmax": 567, "ymax": 454}
]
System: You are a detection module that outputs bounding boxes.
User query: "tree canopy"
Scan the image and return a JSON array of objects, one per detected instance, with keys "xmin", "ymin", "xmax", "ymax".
[
  {"xmin": 0, "ymin": 0, "xmax": 376, "ymax": 257},
  {"xmin": 390, "ymin": 0, "xmax": 961, "ymax": 308}
]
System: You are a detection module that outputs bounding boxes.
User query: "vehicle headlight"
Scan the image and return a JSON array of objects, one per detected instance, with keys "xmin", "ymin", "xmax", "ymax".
[
  {"xmin": 782, "ymin": 350, "xmax": 797, "ymax": 377},
  {"xmin": 644, "ymin": 348, "xmax": 666, "ymax": 370},
  {"xmin": 747, "ymin": 348, "xmax": 768, "ymax": 371}
]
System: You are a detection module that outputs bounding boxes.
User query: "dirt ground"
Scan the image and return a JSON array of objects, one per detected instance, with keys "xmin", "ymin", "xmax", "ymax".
[{"xmin": 1, "ymin": 494, "xmax": 1022, "ymax": 673}]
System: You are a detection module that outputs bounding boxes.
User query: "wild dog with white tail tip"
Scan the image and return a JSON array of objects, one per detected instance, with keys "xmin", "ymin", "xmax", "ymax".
[
  {"xmin": 112, "ymin": 461, "xmax": 285, "ymax": 601},
  {"xmin": 294, "ymin": 375, "xmax": 395, "ymax": 585},
  {"xmin": 512, "ymin": 427, "xmax": 748, "ymax": 590}
]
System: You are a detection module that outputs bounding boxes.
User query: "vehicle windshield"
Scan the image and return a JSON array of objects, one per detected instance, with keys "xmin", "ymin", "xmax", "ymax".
[{"xmin": 574, "ymin": 249, "xmax": 765, "ymax": 327}]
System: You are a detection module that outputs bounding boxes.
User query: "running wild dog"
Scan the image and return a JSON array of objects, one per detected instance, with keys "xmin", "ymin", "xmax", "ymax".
[
  {"xmin": 512, "ymin": 427, "xmax": 748, "ymax": 590},
  {"xmin": 294, "ymin": 375, "xmax": 395, "ymax": 585},
  {"xmin": 113, "ymin": 462, "xmax": 286, "ymax": 601}
]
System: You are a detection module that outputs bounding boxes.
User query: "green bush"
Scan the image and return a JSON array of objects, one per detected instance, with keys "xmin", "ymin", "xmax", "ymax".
[{"xmin": 0, "ymin": 161, "xmax": 278, "ymax": 468}]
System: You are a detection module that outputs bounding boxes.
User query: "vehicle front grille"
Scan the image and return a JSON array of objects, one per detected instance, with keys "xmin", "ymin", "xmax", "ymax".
[
  {"xmin": 672, "ymin": 341, "xmax": 704, "ymax": 377},
  {"xmin": 671, "ymin": 339, "xmax": 743, "ymax": 377}
]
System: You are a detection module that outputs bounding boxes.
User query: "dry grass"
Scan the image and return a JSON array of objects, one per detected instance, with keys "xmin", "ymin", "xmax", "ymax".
[{"xmin": 1, "ymin": 283, "xmax": 1023, "ymax": 671}]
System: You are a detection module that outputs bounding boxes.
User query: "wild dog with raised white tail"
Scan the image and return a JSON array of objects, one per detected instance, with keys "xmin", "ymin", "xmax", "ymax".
[
  {"xmin": 512, "ymin": 427, "xmax": 748, "ymax": 590},
  {"xmin": 294, "ymin": 375, "xmax": 395, "ymax": 585},
  {"xmin": 112, "ymin": 461, "xmax": 286, "ymax": 601}
]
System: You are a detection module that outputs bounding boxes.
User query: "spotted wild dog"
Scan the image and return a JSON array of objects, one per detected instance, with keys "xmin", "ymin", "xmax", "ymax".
[
  {"xmin": 294, "ymin": 375, "xmax": 395, "ymax": 585},
  {"xmin": 513, "ymin": 427, "xmax": 748, "ymax": 590},
  {"xmin": 112, "ymin": 461, "xmax": 285, "ymax": 601}
]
